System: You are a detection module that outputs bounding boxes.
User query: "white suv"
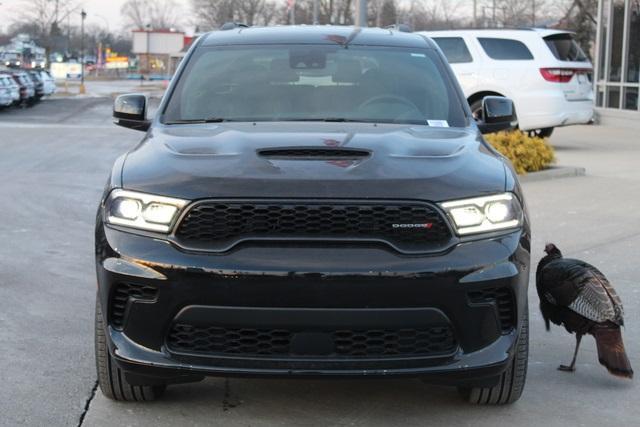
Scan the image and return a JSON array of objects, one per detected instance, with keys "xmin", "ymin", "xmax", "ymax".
[
  {"xmin": 38, "ymin": 70, "xmax": 57, "ymax": 96},
  {"xmin": 420, "ymin": 29, "xmax": 594, "ymax": 137}
]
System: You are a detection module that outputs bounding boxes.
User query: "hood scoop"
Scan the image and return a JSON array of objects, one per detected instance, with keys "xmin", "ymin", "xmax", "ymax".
[{"xmin": 258, "ymin": 147, "xmax": 370, "ymax": 160}]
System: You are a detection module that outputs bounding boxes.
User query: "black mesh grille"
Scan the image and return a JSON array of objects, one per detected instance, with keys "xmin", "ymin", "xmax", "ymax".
[
  {"xmin": 167, "ymin": 324, "xmax": 457, "ymax": 358},
  {"xmin": 468, "ymin": 287, "xmax": 516, "ymax": 333},
  {"xmin": 258, "ymin": 148, "xmax": 370, "ymax": 159},
  {"xmin": 333, "ymin": 327, "xmax": 456, "ymax": 356},
  {"xmin": 109, "ymin": 283, "xmax": 158, "ymax": 329},
  {"xmin": 174, "ymin": 201, "xmax": 451, "ymax": 253}
]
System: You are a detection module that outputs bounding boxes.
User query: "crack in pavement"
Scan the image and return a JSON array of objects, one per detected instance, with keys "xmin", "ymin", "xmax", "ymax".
[
  {"xmin": 77, "ymin": 379, "xmax": 99, "ymax": 427},
  {"xmin": 222, "ymin": 378, "xmax": 241, "ymax": 411}
]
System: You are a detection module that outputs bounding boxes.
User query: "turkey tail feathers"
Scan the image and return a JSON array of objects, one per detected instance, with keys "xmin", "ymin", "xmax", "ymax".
[{"xmin": 593, "ymin": 324, "xmax": 634, "ymax": 379}]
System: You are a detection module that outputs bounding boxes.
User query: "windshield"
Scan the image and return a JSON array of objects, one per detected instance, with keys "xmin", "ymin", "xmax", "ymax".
[{"xmin": 163, "ymin": 45, "xmax": 467, "ymax": 127}]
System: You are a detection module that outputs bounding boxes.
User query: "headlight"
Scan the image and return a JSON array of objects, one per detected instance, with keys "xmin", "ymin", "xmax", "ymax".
[
  {"xmin": 105, "ymin": 189, "xmax": 188, "ymax": 233},
  {"xmin": 440, "ymin": 193, "xmax": 523, "ymax": 235}
]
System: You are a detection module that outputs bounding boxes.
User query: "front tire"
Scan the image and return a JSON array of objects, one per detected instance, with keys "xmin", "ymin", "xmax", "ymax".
[
  {"xmin": 95, "ymin": 295, "xmax": 166, "ymax": 401},
  {"xmin": 458, "ymin": 306, "xmax": 529, "ymax": 405}
]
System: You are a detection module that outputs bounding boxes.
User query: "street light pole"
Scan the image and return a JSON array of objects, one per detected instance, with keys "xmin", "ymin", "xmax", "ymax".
[{"xmin": 79, "ymin": 9, "xmax": 86, "ymax": 94}]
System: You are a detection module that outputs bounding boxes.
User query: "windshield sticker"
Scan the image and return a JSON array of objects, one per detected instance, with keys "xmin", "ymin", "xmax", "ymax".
[
  {"xmin": 427, "ymin": 120, "xmax": 449, "ymax": 127},
  {"xmin": 411, "ymin": 53, "xmax": 426, "ymax": 57}
]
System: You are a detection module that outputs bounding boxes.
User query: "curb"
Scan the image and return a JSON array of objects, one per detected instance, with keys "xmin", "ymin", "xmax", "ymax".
[{"xmin": 519, "ymin": 166, "xmax": 586, "ymax": 182}]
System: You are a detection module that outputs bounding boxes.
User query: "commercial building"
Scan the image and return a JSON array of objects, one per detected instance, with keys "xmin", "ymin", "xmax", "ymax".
[
  {"xmin": 595, "ymin": 0, "xmax": 640, "ymax": 125},
  {"xmin": 0, "ymin": 34, "xmax": 46, "ymax": 68},
  {"xmin": 132, "ymin": 29, "xmax": 191, "ymax": 78}
]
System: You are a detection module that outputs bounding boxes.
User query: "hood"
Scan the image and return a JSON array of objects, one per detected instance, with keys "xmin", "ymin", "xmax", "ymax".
[{"xmin": 121, "ymin": 122, "xmax": 506, "ymax": 202}]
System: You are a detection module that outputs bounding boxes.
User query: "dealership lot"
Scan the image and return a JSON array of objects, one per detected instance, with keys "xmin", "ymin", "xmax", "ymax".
[{"xmin": 0, "ymin": 98, "xmax": 638, "ymax": 426}]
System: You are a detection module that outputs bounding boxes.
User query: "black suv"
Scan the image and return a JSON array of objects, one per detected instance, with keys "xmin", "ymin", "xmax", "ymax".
[{"xmin": 96, "ymin": 25, "xmax": 530, "ymax": 405}]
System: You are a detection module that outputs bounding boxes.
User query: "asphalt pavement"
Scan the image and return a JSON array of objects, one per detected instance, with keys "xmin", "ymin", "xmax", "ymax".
[{"xmin": 0, "ymin": 98, "xmax": 638, "ymax": 426}]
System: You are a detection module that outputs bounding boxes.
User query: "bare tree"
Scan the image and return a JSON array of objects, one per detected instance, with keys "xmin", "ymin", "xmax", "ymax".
[
  {"xmin": 9, "ymin": 0, "xmax": 81, "ymax": 57},
  {"xmin": 379, "ymin": 0, "xmax": 397, "ymax": 27},
  {"xmin": 237, "ymin": 0, "xmax": 267, "ymax": 26},
  {"xmin": 12, "ymin": 0, "xmax": 80, "ymax": 38},
  {"xmin": 121, "ymin": 0, "xmax": 182, "ymax": 29},
  {"xmin": 191, "ymin": 0, "xmax": 284, "ymax": 29},
  {"xmin": 556, "ymin": 0, "xmax": 598, "ymax": 58}
]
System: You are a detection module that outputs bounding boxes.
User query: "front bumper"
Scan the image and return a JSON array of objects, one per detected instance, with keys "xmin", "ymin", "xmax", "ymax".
[{"xmin": 96, "ymin": 223, "xmax": 530, "ymax": 385}]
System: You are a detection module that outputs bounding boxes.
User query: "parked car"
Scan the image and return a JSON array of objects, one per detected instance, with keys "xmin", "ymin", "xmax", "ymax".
[
  {"xmin": 0, "ymin": 76, "xmax": 14, "ymax": 108},
  {"xmin": 0, "ymin": 73, "xmax": 20, "ymax": 106},
  {"xmin": 10, "ymin": 71, "xmax": 36, "ymax": 106},
  {"xmin": 96, "ymin": 25, "xmax": 530, "ymax": 405},
  {"xmin": 1, "ymin": 51, "xmax": 21, "ymax": 68},
  {"xmin": 27, "ymin": 70, "xmax": 45, "ymax": 99},
  {"xmin": 39, "ymin": 69, "xmax": 57, "ymax": 95},
  {"xmin": 420, "ymin": 29, "xmax": 594, "ymax": 137},
  {"xmin": 2, "ymin": 73, "xmax": 21, "ymax": 104}
]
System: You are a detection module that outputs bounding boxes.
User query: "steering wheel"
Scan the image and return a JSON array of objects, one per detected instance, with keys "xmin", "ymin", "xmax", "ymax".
[{"xmin": 357, "ymin": 94, "xmax": 421, "ymax": 115}]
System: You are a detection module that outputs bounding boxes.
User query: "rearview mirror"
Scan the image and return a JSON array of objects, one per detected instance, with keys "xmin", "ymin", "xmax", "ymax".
[
  {"xmin": 113, "ymin": 94, "xmax": 150, "ymax": 132},
  {"xmin": 477, "ymin": 96, "xmax": 517, "ymax": 134}
]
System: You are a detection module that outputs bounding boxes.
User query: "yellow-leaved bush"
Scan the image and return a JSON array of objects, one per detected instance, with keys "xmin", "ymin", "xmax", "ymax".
[{"xmin": 484, "ymin": 131, "xmax": 555, "ymax": 175}]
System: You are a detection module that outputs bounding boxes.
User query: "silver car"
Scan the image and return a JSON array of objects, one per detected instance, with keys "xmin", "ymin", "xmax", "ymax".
[
  {"xmin": 0, "ymin": 75, "xmax": 15, "ymax": 107},
  {"xmin": 0, "ymin": 74, "xmax": 21, "ymax": 104},
  {"xmin": 39, "ymin": 70, "xmax": 57, "ymax": 95}
]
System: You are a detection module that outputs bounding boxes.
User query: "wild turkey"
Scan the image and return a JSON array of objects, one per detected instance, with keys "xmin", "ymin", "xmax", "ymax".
[{"xmin": 536, "ymin": 243, "xmax": 633, "ymax": 379}]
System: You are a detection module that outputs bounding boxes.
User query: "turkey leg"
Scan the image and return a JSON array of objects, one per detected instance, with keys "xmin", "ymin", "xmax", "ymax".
[{"xmin": 558, "ymin": 334, "xmax": 582, "ymax": 372}]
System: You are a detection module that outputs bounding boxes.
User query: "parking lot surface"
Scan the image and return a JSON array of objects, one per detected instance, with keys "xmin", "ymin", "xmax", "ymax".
[{"xmin": 1, "ymin": 98, "xmax": 638, "ymax": 426}]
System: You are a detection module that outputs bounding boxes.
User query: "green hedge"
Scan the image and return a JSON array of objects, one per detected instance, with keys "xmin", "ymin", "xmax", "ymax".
[{"xmin": 485, "ymin": 131, "xmax": 555, "ymax": 175}]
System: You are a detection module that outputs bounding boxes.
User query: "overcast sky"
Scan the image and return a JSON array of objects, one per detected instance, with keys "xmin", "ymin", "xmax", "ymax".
[{"xmin": 0, "ymin": 0, "xmax": 191, "ymax": 33}]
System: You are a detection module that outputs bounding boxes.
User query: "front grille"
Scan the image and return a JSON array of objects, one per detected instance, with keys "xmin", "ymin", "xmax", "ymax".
[
  {"xmin": 333, "ymin": 327, "xmax": 456, "ymax": 357},
  {"xmin": 166, "ymin": 324, "xmax": 457, "ymax": 358},
  {"xmin": 109, "ymin": 283, "xmax": 158, "ymax": 329},
  {"xmin": 468, "ymin": 287, "xmax": 516, "ymax": 333},
  {"xmin": 258, "ymin": 148, "xmax": 370, "ymax": 159},
  {"xmin": 173, "ymin": 200, "xmax": 452, "ymax": 253}
]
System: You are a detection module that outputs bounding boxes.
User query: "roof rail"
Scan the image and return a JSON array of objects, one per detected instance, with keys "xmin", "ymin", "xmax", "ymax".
[
  {"xmin": 385, "ymin": 24, "xmax": 412, "ymax": 33},
  {"xmin": 451, "ymin": 27, "xmax": 536, "ymax": 31},
  {"xmin": 220, "ymin": 22, "xmax": 250, "ymax": 31}
]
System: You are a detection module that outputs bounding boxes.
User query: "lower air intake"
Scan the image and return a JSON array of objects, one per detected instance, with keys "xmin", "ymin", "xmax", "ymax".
[
  {"xmin": 468, "ymin": 287, "xmax": 516, "ymax": 333},
  {"xmin": 166, "ymin": 324, "xmax": 457, "ymax": 358},
  {"xmin": 109, "ymin": 283, "xmax": 158, "ymax": 329}
]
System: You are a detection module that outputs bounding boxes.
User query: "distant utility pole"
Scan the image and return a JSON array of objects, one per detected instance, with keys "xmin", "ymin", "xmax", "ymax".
[
  {"xmin": 288, "ymin": 0, "xmax": 295, "ymax": 25},
  {"xmin": 492, "ymin": 0, "xmax": 496, "ymax": 27},
  {"xmin": 312, "ymin": 0, "xmax": 319, "ymax": 24},
  {"xmin": 79, "ymin": 9, "xmax": 86, "ymax": 95},
  {"xmin": 355, "ymin": 0, "xmax": 367, "ymax": 27},
  {"xmin": 532, "ymin": 0, "xmax": 536, "ymax": 26},
  {"xmin": 473, "ymin": 0, "xmax": 477, "ymax": 27}
]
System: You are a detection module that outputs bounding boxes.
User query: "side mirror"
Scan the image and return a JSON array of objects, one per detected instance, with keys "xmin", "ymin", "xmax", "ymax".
[
  {"xmin": 477, "ymin": 96, "xmax": 517, "ymax": 134},
  {"xmin": 113, "ymin": 94, "xmax": 150, "ymax": 132}
]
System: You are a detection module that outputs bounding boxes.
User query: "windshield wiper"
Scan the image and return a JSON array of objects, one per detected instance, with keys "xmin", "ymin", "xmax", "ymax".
[
  {"xmin": 164, "ymin": 117, "xmax": 232, "ymax": 124},
  {"xmin": 283, "ymin": 118, "xmax": 375, "ymax": 123}
]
